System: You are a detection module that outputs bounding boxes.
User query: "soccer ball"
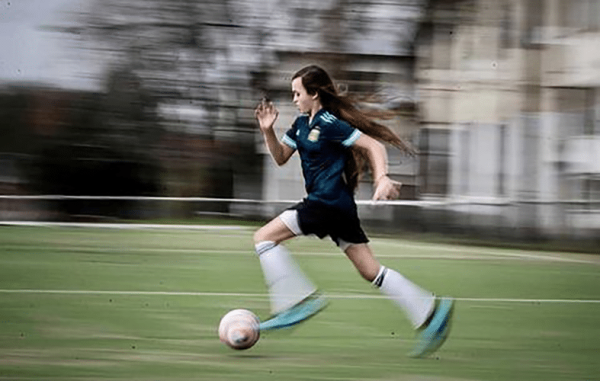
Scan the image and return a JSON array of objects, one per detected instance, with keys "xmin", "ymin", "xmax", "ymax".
[{"xmin": 218, "ymin": 309, "xmax": 260, "ymax": 350}]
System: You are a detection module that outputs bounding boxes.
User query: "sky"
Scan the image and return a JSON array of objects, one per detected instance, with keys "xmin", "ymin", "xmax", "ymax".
[
  {"xmin": 0, "ymin": 0, "xmax": 424, "ymax": 91},
  {"xmin": 0, "ymin": 0, "xmax": 100, "ymax": 89}
]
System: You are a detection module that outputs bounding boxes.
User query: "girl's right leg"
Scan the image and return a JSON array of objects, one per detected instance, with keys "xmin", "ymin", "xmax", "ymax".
[
  {"xmin": 344, "ymin": 243, "xmax": 455, "ymax": 358},
  {"xmin": 343, "ymin": 243, "xmax": 435, "ymax": 329}
]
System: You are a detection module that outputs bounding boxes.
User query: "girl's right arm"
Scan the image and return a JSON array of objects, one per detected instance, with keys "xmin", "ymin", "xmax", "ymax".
[
  {"xmin": 354, "ymin": 133, "xmax": 402, "ymax": 201},
  {"xmin": 255, "ymin": 100, "xmax": 295, "ymax": 166}
]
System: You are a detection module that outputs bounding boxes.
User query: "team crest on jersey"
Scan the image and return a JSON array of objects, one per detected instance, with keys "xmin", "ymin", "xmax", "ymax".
[{"xmin": 308, "ymin": 127, "xmax": 320, "ymax": 142}]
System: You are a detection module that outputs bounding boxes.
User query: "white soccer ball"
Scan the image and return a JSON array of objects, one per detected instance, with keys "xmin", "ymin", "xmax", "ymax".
[{"xmin": 218, "ymin": 309, "xmax": 260, "ymax": 350}]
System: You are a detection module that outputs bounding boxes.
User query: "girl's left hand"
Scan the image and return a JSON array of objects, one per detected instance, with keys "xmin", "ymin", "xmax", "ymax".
[{"xmin": 373, "ymin": 176, "xmax": 402, "ymax": 201}]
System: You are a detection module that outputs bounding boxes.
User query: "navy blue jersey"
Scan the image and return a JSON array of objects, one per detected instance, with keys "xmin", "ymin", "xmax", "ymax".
[{"xmin": 282, "ymin": 109, "xmax": 362, "ymax": 211}]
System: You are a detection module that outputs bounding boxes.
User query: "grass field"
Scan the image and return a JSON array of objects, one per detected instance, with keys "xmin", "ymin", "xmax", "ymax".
[{"xmin": 0, "ymin": 224, "xmax": 599, "ymax": 380}]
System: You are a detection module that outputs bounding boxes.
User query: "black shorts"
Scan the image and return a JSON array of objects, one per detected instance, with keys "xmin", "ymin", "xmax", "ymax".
[{"xmin": 287, "ymin": 199, "xmax": 369, "ymax": 247}]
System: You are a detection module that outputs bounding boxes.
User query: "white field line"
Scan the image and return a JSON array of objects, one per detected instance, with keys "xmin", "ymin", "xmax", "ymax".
[
  {"xmin": 0, "ymin": 289, "xmax": 599, "ymax": 304},
  {"xmin": 371, "ymin": 240, "xmax": 600, "ymax": 265},
  {"xmin": 21, "ymin": 247, "xmax": 600, "ymax": 265},
  {"xmin": 5, "ymin": 243, "xmax": 597, "ymax": 265},
  {"xmin": 0, "ymin": 221, "xmax": 247, "ymax": 230},
  {"xmin": 2, "ymin": 244, "xmax": 594, "ymax": 264}
]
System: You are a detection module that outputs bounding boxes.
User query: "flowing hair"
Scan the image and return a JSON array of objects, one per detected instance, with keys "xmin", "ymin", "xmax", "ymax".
[{"xmin": 292, "ymin": 65, "xmax": 416, "ymax": 190}]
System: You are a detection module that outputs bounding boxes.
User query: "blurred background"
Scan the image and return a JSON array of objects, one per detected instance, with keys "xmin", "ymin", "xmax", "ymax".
[{"xmin": 1, "ymin": 0, "xmax": 599, "ymax": 248}]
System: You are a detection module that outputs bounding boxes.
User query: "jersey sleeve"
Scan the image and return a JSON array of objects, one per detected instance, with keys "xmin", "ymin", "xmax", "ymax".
[
  {"xmin": 319, "ymin": 112, "xmax": 361, "ymax": 147},
  {"xmin": 282, "ymin": 118, "xmax": 299, "ymax": 150}
]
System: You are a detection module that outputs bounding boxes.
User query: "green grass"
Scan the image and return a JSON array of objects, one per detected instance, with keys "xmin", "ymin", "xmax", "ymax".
[{"xmin": 0, "ymin": 225, "xmax": 599, "ymax": 380}]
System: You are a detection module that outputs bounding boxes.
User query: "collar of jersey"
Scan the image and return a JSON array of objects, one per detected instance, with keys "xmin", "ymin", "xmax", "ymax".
[{"xmin": 308, "ymin": 108, "xmax": 328, "ymax": 128}]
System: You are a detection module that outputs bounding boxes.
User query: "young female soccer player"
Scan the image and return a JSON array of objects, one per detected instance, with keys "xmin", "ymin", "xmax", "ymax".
[{"xmin": 253, "ymin": 65, "xmax": 454, "ymax": 357}]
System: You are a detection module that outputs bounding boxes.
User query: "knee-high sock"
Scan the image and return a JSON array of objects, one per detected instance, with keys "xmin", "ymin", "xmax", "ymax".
[
  {"xmin": 255, "ymin": 241, "xmax": 317, "ymax": 315},
  {"xmin": 372, "ymin": 266, "xmax": 435, "ymax": 329}
]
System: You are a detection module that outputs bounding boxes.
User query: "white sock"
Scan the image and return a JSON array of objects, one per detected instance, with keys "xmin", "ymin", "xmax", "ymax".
[
  {"xmin": 255, "ymin": 241, "xmax": 317, "ymax": 315},
  {"xmin": 372, "ymin": 266, "xmax": 435, "ymax": 329}
]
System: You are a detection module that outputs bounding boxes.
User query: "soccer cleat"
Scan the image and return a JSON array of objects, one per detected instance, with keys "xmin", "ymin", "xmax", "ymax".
[
  {"xmin": 259, "ymin": 292, "xmax": 329, "ymax": 331},
  {"xmin": 409, "ymin": 297, "xmax": 455, "ymax": 358}
]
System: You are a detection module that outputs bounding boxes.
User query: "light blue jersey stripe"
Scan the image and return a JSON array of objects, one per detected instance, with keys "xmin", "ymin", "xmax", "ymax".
[
  {"xmin": 342, "ymin": 129, "xmax": 361, "ymax": 147},
  {"xmin": 320, "ymin": 112, "xmax": 337, "ymax": 123},
  {"xmin": 282, "ymin": 134, "xmax": 297, "ymax": 149}
]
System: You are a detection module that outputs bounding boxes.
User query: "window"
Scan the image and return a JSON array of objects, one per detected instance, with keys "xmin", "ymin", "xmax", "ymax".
[
  {"xmin": 500, "ymin": 3, "xmax": 513, "ymax": 51},
  {"xmin": 584, "ymin": 88, "xmax": 596, "ymax": 135},
  {"xmin": 559, "ymin": 0, "xmax": 600, "ymax": 32},
  {"xmin": 433, "ymin": 23, "xmax": 453, "ymax": 69},
  {"xmin": 522, "ymin": 0, "xmax": 544, "ymax": 47}
]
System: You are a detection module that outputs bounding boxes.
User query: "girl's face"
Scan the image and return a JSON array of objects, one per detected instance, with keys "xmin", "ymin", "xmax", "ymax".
[{"xmin": 292, "ymin": 77, "xmax": 318, "ymax": 114}]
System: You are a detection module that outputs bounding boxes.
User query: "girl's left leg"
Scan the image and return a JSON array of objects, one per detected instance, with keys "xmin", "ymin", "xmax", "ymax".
[
  {"xmin": 254, "ymin": 216, "xmax": 317, "ymax": 315},
  {"xmin": 344, "ymin": 243, "xmax": 435, "ymax": 329}
]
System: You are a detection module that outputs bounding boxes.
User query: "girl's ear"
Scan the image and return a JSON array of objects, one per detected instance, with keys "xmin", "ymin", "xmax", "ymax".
[{"xmin": 311, "ymin": 92, "xmax": 319, "ymax": 101}]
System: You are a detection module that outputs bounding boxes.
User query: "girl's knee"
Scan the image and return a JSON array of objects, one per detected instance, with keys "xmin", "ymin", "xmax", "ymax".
[
  {"xmin": 253, "ymin": 227, "xmax": 268, "ymax": 244},
  {"xmin": 253, "ymin": 218, "xmax": 295, "ymax": 245}
]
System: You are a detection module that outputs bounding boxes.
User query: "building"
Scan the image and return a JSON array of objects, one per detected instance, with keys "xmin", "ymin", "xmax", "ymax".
[{"xmin": 415, "ymin": 0, "xmax": 600, "ymax": 239}]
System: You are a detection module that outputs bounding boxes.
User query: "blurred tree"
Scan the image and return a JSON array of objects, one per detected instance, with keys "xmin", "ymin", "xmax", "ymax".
[
  {"xmin": 69, "ymin": 0, "xmax": 217, "ymax": 109},
  {"xmin": 0, "ymin": 90, "xmax": 29, "ymax": 154},
  {"xmin": 19, "ymin": 67, "xmax": 163, "ymax": 219},
  {"xmin": 58, "ymin": 0, "xmax": 267, "ymax": 204}
]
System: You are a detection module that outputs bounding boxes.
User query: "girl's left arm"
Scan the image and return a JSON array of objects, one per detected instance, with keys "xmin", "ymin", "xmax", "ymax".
[{"xmin": 353, "ymin": 134, "xmax": 402, "ymax": 201}]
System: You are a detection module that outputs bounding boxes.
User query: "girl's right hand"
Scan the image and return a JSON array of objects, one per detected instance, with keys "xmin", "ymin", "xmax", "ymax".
[
  {"xmin": 255, "ymin": 99, "xmax": 279, "ymax": 132},
  {"xmin": 373, "ymin": 175, "xmax": 402, "ymax": 201}
]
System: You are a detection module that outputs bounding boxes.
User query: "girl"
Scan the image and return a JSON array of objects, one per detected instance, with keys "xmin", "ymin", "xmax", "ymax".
[{"xmin": 253, "ymin": 65, "xmax": 453, "ymax": 358}]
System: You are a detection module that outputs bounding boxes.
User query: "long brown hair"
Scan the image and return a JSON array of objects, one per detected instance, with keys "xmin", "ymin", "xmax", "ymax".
[{"xmin": 292, "ymin": 65, "xmax": 415, "ymax": 190}]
